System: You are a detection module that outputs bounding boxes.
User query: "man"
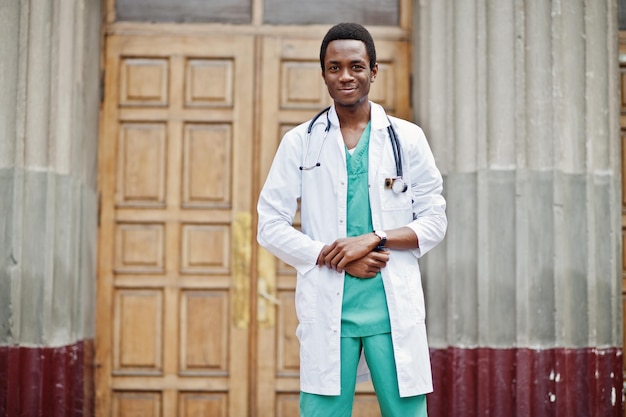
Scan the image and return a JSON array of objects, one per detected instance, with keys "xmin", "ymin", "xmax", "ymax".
[{"xmin": 257, "ymin": 23, "xmax": 447, "ymax": 417}]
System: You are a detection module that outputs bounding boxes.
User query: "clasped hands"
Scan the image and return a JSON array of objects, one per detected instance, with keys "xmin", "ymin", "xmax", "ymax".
[{"xmin": 316, "ymin": 234, "xmax": 389, "ymax": 279}]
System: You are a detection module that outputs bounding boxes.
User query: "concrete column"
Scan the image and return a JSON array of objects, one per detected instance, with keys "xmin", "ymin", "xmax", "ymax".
[
  {"xmin": 0, "ymin": 0, "xmax": 101, "ymax": 414},
  {"xmin": 414, "ymin": 0, "xmax": 622, "ymax": 415}
]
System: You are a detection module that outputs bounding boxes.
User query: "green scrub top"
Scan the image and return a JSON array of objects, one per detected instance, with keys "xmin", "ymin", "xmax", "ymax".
[{"xmin": 341, "ymin": 122, "xmax": 391, "ymax": 337}]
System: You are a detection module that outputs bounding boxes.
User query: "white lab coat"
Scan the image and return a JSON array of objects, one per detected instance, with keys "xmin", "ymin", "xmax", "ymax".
[{"xmin": 257, "ymin": 102, "xmax": 447, "ymax": 397}]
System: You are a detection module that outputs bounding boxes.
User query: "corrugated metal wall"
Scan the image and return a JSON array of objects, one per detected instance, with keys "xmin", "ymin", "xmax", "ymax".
[
  {"xmin": 0, "ymin": 0, "xmax": 101, "ymax": 414},
  {"xmin": 413, "ymin": 1, "xmax": 623, "ymax": 416}
]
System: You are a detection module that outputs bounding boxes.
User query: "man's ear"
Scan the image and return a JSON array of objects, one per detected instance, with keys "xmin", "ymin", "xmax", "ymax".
[{"xmin": 370, "ymin": 63, "xmax": 379, "ymax": 82}]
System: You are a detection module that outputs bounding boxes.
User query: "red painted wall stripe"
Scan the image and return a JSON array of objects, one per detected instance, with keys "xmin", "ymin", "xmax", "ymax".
[
  {"xmin": 0, "ymin": 340, "xmax": 94, "ymax": 417},
  {"xmin": 428, "ymin": 347, "xmax": 623, "ymax": 417},
  {"xmin": 0, "ymin": 342, "xmax": 620, "ymax": 416}
]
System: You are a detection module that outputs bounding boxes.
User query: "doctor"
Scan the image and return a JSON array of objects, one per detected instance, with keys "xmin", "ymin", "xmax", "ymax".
[{"xmin": 257, "ymin": 23, "xmax": 447, "ymax": 417}]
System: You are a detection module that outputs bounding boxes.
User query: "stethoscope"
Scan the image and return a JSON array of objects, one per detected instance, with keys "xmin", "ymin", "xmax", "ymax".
[{"xmin": 299, "ymin": 106, "xmax": 408, "ymax": 193}]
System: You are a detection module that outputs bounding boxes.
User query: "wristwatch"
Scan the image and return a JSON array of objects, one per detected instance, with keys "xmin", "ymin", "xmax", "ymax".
[{"xmin": 374, "ymin": 230, "xmax": 387, "ymax": 251}]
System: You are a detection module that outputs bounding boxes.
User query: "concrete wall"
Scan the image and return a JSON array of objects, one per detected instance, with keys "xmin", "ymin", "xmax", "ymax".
[
  {"xmin": 0, "ymin": 0, "xmax": 101, "ymax": 413},
  {"xmin": 414, "ymin": 1, "xmax": 622, "ymax": 415}
]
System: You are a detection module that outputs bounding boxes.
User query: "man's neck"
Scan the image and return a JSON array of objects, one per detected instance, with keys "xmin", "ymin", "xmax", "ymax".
[
  {"xmin": 336, "ymin": 102, "xmax": 371, "ymax": 149},
  {"xmin": 335, "ymin": 100, "xmax": 371, "ymax": 128}
]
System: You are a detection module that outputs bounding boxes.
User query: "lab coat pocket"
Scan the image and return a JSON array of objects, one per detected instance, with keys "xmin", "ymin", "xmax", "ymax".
[
  {"xmin": 295, "ymin": 268, "xmax": 318, "ymax": 324},
  {"xmin": 378, "ymin": 173, "xmax": 412, "ymax": 212}
]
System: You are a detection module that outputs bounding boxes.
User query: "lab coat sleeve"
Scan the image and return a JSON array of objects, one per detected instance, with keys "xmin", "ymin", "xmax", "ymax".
[
  {"xmin": 404, "ymin": 125, "xmax": 447, "ymax": 257},
  {"xmin": 257, "ymin": 130, "xmax": 324, "ymax": 275}
]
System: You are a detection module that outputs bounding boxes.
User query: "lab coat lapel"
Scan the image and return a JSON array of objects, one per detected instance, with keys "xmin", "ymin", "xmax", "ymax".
[
  {"xmin": 368, "ymin": 126, "xmax": 386, "ymax": 179},
  {"xmin": 368, "ymin": 104, "xmax": 388, "ymax": 184}
]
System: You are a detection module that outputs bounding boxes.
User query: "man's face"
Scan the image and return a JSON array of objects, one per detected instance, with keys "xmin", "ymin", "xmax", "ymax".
[{"xmin": 321, "ymin": 39, "xmax": 378, "ymax": 108}]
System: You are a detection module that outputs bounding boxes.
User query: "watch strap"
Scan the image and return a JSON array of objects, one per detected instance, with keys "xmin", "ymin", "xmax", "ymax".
[{"xmin": 374, "ymin": 230, "xmax": 387, "ymax": 250}]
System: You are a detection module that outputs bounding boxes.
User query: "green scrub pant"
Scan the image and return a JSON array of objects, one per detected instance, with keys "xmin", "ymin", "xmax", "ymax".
[{"xmin": 300, "ymin": 333, "xmax": 427, "ymax": 417}]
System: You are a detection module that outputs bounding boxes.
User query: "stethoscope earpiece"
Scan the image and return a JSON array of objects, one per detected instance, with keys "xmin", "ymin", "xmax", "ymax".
[{"xmin": 300, "ymin": 107, "xmax": 332, "ymax": 171}]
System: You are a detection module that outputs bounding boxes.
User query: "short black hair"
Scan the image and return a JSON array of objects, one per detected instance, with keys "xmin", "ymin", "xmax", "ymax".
[{"xmin": 319, "ymin": 23, "xmax": 377, "ymax": 71}]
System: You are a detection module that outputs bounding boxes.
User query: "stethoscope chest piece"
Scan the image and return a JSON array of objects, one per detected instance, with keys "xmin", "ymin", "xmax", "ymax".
[
  {"xmin": 392, "ymin": 178, "xmax": 408, "ymax": 193},
  {"xmin": 385, "ymin": 177, "xmax": 408, "ymax": 194}
]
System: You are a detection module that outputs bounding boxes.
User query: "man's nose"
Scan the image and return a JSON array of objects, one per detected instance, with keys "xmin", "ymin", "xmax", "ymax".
[{"xmin": 339, "ymin": 68, "xmax": 353, "ymax": 81}]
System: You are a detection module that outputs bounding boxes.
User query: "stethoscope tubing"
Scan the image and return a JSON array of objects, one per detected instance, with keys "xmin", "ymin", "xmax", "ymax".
[
  {"xmin": 307, "ymin": 106, "xmax": 332, "ymax": 136},
  {"xmin": 301, "ymin": 107, "xmax": 407, "ymax": 193}
]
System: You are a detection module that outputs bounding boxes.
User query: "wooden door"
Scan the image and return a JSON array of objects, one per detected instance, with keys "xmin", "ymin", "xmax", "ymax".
[
  {"xmin": 255, "ymin": 35, "xmax": 411, "ymax": 416},
  {"xmin": 96, "ymin": 27, "xmax": 412, "ymax": 417},
  {"xmin": 96, "ymin": 34, "xmax": 254, "ymax": 416}
]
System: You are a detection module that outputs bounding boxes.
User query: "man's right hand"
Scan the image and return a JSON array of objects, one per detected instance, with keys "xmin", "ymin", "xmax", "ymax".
[{"xmin": 342, "ymin": 249, "xmax": 390, "ymax": 278}]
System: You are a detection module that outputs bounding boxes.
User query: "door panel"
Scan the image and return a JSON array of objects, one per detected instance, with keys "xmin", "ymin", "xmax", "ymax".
[
  {"xmin": 96, "ymin": 34, "xmax": 254, "ymax": 417},
  {"xmin": 256, "ymin": 35, "xmax": 411, "ymax": 417}
]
